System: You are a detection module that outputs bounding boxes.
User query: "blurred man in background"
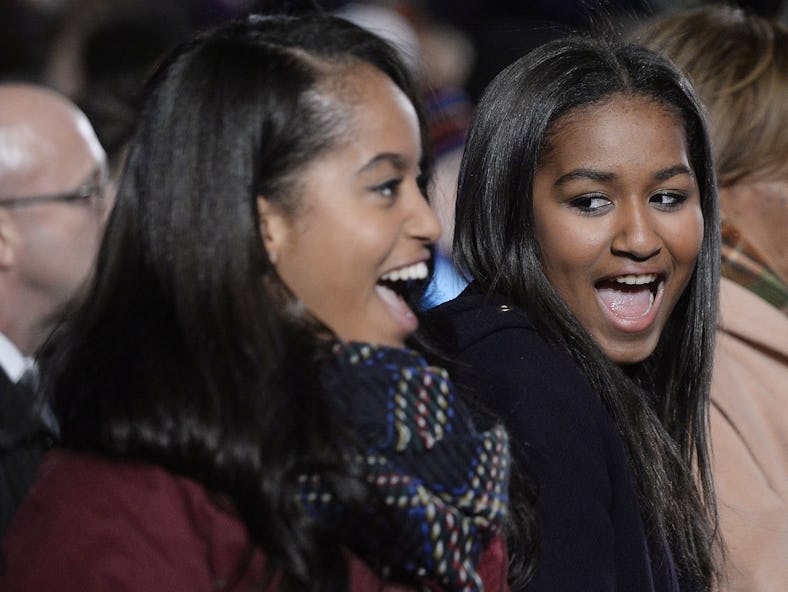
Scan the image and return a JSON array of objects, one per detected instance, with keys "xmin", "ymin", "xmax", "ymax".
[{"xmin": 0, "ymin": 83, "xmax": 111, "ymax": 536}]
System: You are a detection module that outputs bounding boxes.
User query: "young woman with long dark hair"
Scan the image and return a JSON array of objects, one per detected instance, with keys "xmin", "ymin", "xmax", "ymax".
[
  {"xmin": 0, "ymin": 13, "xmax": 529, "ymax": 591},
  {"xmin": 427, "ymin": 36, "xmax": 720, "ymax": 591}
]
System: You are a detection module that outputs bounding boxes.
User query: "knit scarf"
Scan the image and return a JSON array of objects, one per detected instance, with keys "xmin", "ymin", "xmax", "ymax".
[{"xmin": 299, "ymin": 341, "xmax": 510, "ymax": 591}]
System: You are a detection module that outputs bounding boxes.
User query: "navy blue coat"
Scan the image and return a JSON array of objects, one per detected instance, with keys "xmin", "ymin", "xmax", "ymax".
[{"xmin": 426, "ymin": 285, "xmax": 681, "ymax": 592}]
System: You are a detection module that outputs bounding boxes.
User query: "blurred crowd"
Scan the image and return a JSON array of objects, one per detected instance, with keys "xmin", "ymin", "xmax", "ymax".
[
  {"xmin": 2, "ymin": 0, "xmax": 785, "ymax": 174},
  {"xmin": 0, "ymin": 1, "xmax": 785, "ymax": 591}
]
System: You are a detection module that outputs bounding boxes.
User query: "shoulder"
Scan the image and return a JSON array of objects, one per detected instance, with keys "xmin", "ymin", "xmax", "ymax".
[
  {"xmin": 710, "ymin": 281, "xmax": 788, "ymax": 590},
  {"xmin": 427, "ymin": 285, "xmax": 540, "ymax": 347},
  {"xmin": 1, "ymin": 449, "xmax": 264, "ymax": 591},
  {"xmin": 429, "ymin": 294, "xmax": 657, "ymax": 590},
  {"xmin": 717, "ymin": 277, "xmax": 788, "ymax": 355},
  {"xmin": 427, "ymin": 287, "xmax": 604, "ymax": 427},
  {"xmin": 427, "ymin": 287, "xmax": 572, "ymax": 384},
  {"xmin": 712, "ymin": 278, "xmax": 788, "ymax": 479},
  {"xmin": 14, "ymin": 448, "xmax": 212, "ymax": 521},
  {"xmin": 427, "ymin": 286, "xmax": 628, "ymax": 504}
]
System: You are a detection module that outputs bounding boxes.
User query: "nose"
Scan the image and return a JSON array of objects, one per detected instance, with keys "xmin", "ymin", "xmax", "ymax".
[
  {"xmin": 405, "ymin": 183, "xmax": 442, "ymax": 245},
  {"xmin": 610, "ymin": 199, "xmax": 662, "ymax": 261}
]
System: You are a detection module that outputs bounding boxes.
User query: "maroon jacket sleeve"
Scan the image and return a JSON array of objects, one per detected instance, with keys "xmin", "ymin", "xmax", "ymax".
[
  {"xmin": 1, "ymin": 449, "xmax": 511, "ymax": 592},
  {"xmin": 0, "ymin": 449, "xmax": 264, "ymax": 592}
]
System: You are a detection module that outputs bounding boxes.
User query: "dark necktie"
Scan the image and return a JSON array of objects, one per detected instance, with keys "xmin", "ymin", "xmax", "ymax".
[
  {"xmin": 0, "ymin": 370, "xmax": 37, "ymax": 449},
  {"xmin": 16, "ymin": 366, "xmax": 58, "ymax": 437},
  {"xmin": 17, "ymin": 366, "xmax": 38, "ymax": 397}
]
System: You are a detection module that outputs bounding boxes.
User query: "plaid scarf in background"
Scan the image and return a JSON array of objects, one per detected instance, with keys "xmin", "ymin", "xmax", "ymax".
[
  {"xmin": 721, "ymin": 220, "xmax": 788, "ymax": 314},
  {"xmin": 301, "ymin": 341, "xmax": 510, "ymax": 592}
]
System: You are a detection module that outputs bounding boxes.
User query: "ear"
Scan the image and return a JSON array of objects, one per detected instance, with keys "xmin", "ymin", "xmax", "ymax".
[
  {"xmin": 0, "ymin": 210, "xmax": 18, "ymax": 270},
  {"xmin": 256, "ymin": 195, "xmax": 289, "ymax": 265}
]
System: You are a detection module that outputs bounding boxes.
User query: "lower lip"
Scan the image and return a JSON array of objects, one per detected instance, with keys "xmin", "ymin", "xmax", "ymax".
[
  {"xmin": 594, "ymin": 281, "xmax": 664, "ymax": 334},
  {"xmin": 375, "ymin": 284, "xmax": 419, "ymax": 337}
]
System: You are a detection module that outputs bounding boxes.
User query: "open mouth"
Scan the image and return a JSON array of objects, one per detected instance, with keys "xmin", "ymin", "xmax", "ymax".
[
  {"xmin": 595, "ymin": 273, "xmax": 663, "ymax": 320},
  {"xmin": 376, "ymin": 261, "xmax": 429, "ymax": 300},
  {"xmin": 373, "ymin": 261, "xmax": 429, "ymax": 336}
]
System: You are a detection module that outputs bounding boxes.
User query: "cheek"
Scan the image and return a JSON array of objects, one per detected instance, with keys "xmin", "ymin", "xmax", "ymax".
[
  {"xmin": 78, "ymin": 212, "xmax": 105, "ymax": 245},
  {"xmin": 666, "ymin": 207, "xmax": 704, "ymax": 267},
  {"xmin": 62, "ymin": 214, "xmax": 102, "ymax": 261},
  {"xmin": 63, "ymin": 214, "xmax": 103, "ymax": 269},
  {"xmin": 535, "ymin": 214, "xmax": 598, "ymax": 282},
  {"xmin": 278, "ymin": 224, "xmax": 374, "ymax": 303}
]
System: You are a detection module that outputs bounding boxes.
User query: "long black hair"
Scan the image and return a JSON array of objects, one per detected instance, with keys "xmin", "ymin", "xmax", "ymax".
[
  {"xmin": 453, "ymin": 36, "xmax": 719, "ymax": 585},
  {"xmin": 45, "ymin": 13, "xmax": 435, "ymax": 591}
]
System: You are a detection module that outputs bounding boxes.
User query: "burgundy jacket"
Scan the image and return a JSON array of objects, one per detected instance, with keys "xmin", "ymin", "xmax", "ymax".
[{"xmin": 0, "ymin": 449, "xmax": 510, "ymax": 591}]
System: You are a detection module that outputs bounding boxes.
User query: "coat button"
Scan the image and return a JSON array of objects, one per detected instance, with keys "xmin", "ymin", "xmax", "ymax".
[{"xmin": 498, "ymin": 305, "xmax": 511, "ymax": 312}]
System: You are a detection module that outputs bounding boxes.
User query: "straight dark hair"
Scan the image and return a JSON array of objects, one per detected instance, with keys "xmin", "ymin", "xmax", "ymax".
[
  {"xmin": 453, "ymin": 36, "xmax": 719, "ymax": 586},
  {"xmin": 44, "ymin": 13, "xmax": 435, "ymax": 591}
]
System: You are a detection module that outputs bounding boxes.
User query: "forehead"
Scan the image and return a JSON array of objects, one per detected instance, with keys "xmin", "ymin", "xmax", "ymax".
[
  {"xmin": 541, "ymin": 95, "xmax": 689, "ymax": 168},
  {"xmin": 288, "ymin": 64, "xmax": 421, "ymax": 213},
  {"xmin": 304, "ymin": 63, "xmax": 421, "ymax": 170},
  {"xmin": 327, "ymin": 62, "xmax": 418, "ymax": 140},
  {"xmin": 0, "ymin": 123, "xmax": 51, "ymax": 181},
  {"xmin": 0, "ymin": 99, "xmax": 103, "ymax": 197}
]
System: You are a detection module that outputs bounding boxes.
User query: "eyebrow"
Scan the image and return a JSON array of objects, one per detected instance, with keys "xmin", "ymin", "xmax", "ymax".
[
  {"xmin": 653, "ymin": 164, "xmax": 693, "ymax": 181},
  {"xmin": 554, "ymin": 164, "xmax": 694, "ymax": 186},
  {"xmin": 554, "ymin": 169, "xmax": 614, "ymax": 186},
  {"xmin": 357, "ymin": 153, "xmax": 409, "ymax": 174}
]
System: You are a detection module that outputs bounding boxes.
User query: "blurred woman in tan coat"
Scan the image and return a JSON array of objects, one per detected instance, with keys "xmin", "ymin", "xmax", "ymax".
[{"xmin": 633, "ymin": 6, "xmax": 788, "ymax": 591}]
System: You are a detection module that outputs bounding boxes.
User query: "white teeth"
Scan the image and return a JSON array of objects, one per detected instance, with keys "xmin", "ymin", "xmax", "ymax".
[
  {"xmin": 381, "ymin": 261, "xmax": 429, "ymax": 282},
  {"xmin": 636, "ymin": 291, "xmax": 656, "ymax": 318},
  {"xmin": 615, "ymin": 273, "xmax": 657, "ymax": 286}
]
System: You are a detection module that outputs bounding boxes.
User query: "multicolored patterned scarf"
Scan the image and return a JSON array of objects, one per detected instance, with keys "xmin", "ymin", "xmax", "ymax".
[{"xmin": 299, "ymin": 341, "xmax": 510, "ymax": 591}]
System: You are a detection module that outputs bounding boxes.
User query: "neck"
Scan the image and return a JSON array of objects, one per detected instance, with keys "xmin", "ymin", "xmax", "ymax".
[
  {"xmin": 0, "ymin": 322, "xmax": 47, "ymax": 358},
  {"xmin": 0, "ymin": 290, "xmax": 51, "ymax": 357}
]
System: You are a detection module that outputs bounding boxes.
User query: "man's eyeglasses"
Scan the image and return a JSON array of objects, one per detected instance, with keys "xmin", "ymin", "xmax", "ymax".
[{"xmin": 0, "ymin": 166, "xmax": 110, "ymax": 209}]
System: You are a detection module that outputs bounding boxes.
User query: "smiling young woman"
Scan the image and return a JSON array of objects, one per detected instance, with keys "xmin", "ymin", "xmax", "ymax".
[
  {"xmin": 0, "ymin": 13, "xmax": 528, "ymax": 592},
  {"xmin": 256, "ymin": 61, "xmax": 440, "ymax": 349},
  {"xmin": 426, "ymin": 36, "xmax": 719, "ymax": 591}
]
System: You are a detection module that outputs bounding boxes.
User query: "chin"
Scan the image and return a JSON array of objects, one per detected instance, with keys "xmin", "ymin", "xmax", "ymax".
[
  {"xmin": 598, "ymin": 334, "xmax": 659, "ymax": 366},
  {"xmin": 606, "ymin": 344, "xmax": 655, "ymax": 366}
]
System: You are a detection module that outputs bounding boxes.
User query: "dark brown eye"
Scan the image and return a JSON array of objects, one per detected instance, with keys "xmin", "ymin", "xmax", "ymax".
[
  {"xmin": 649, "ymin": 191, "xmax": 687, "ymax": 209},
  {"xmin": 370, "ymin": 178, "xmax": 402, "ymax": 199},
  {"xmin": 568, "ymin": 193, "xmax": 612, "ymax": 214}
]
